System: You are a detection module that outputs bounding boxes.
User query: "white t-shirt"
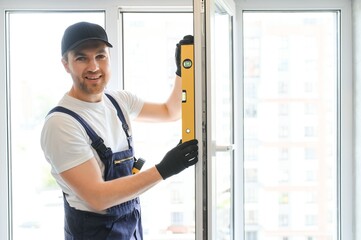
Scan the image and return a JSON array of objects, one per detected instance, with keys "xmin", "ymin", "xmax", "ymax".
[{"xmin": 40, "ymin": 89, "xmax": 144, "ymax": 212}]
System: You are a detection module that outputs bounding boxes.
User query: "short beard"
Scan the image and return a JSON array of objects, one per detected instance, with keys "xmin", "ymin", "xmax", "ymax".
[{"xmin": 78, "ymin": 80, "xmax": 107, "ymax": 95}]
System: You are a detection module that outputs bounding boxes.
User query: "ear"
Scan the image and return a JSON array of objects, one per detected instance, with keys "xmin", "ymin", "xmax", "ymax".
[{"xmin": 61, "ymin": 58, "xmax": 71, "ymax": 73}]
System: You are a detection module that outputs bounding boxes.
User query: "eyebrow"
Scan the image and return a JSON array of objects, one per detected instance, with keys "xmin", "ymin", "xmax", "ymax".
[{"xmin": 72, "ymin": 48, "xmax": 108, "ymax": 58}]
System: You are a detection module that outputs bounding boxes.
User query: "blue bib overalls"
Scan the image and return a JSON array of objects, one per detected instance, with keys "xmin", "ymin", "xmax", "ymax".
[{"xmin": 49, "ymin": 94, "xmax": 143, "ymax": 240}]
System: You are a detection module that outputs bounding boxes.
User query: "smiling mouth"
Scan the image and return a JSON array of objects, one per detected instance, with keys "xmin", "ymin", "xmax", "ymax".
[{"xmin": 85, "ymin": 75, "xmax": 102, "ymax": 80}]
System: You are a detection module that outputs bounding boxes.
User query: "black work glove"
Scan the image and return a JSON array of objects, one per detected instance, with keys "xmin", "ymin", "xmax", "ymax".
[
  {"xmin": 175, "ymin": 35, "xmax": 194, "ymax": 77},
  {"xmin": 156, "ymin": 139, "xmax": 198, "ymax": 179}
]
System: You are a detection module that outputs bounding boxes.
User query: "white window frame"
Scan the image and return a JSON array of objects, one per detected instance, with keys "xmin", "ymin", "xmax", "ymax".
[
  {"xmin": 0, "ymin": 0, "xmax": 353, "ymax": 240},
  {"xmin": 0, "ymin": 1, "xmax": 193, "ymax": 240},
  {"xmin": 236, "ymin": 0, "xmax": 353, "ymax": 239}
]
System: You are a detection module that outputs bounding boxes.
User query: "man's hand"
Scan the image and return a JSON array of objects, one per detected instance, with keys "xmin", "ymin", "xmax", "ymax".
[
  {"xmin": 175, "ymin": 35, "xmax": 194, "ymax": 77},
  {"xmin": 156, "ymin": 139, "xmax": 198, "ymax": 179}
]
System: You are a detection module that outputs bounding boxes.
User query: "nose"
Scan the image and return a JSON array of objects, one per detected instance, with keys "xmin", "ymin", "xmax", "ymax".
[{"xmin": 87, "ymin": 58, "xmax": 99, "ymax": 72}]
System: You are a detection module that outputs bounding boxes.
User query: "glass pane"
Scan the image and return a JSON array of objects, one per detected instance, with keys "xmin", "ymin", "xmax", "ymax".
[
  {"xmin": 213, "ymin": 12, "xmax": 234, "ymax": 240},
  {"xmin": 243, "ymin": 12, "xmax": 338, "ymax": 240},
  {"xmin": 8, "ymin": 12, "xmax": 105, "ymax": 240},
  {"xmin": 214, "ymin": 151, "xmax": 233, "ymax": 240},
  {"xmin": 214, "ymin": 13, "xmax": 233, "ymax": 146},
  {"xmin": 122, "ymin": 12, "xmax": 194, "ymax": 240}
]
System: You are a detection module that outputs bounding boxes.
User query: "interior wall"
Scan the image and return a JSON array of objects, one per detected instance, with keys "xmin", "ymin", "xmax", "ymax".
[{"xmin": 353, "ymin": 0, "xmax": 360, "ymax": 239}]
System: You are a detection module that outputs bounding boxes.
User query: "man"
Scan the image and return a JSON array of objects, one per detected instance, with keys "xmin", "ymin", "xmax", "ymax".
[{"xmin": 41, "ymin": 21, "xmax": 197, "ymax": 239}]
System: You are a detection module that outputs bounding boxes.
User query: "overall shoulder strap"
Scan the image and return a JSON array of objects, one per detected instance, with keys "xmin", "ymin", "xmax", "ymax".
[
  {"xmin": 105, "ymin": 93, "xmax": 129, "ymax": 133},
  {"xmin": 47, "ymin": 106, "xmax": 112, "ymax": 159},
  {"xmin": 105, "ymin": 93, "xmax": 132, "ymax": 149}
]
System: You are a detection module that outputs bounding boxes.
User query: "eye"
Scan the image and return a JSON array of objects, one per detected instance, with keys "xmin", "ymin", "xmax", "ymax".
[
  {"xmin": 96, "ymin": 54, "xmax": 107, "ymax": 60},
  {"xmin": 75, "ymin": 56, "xmax": 86, "ymax": 61}
]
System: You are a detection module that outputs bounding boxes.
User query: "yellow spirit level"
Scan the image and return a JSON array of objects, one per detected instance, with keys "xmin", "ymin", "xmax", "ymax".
[{"xmin": 181, "ymin": 44, "xmax": 195, "ymax": 142}]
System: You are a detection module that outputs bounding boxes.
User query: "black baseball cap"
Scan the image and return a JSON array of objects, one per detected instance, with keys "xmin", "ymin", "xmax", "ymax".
[{"xmin": 61, "ymin": 22, "xmax": 113, "ymax": 56}]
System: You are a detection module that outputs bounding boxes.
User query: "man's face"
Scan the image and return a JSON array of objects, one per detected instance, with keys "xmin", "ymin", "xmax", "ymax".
[{"xmin": 62, "ymin": 41, "xmax": 111, "ymax": 102}]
